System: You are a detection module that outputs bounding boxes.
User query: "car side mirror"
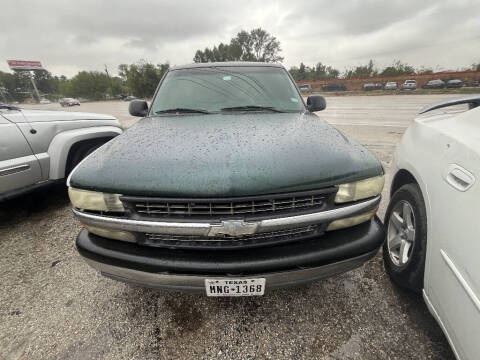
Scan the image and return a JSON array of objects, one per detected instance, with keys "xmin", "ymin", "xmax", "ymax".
[
  {"xmin": 129, "ymin": 100, "xmax": 148, "ymax": 117},
  {"xmin": 306, "ymin": 95, "xmax": 326, "ymax": 112}
]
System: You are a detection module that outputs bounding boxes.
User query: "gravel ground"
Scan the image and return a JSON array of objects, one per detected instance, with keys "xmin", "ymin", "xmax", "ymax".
[{"xmin": 0, "ymin": 95, "xmax": 461, "ymax": 359}]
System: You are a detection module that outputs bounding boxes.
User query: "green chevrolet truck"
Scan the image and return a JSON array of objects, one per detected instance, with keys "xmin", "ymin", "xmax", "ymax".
[{"xmin": 68, "ymin": 62, "xmax": 385, "ymax": 296}]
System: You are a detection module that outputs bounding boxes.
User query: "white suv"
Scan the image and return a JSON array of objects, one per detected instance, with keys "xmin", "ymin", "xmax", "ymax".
[{"xmin": 401, "ymin": 79, "xmax": 417, "ymax": 90}]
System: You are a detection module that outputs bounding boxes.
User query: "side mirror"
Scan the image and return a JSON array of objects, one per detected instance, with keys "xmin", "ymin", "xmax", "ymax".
[
  {"xmin": 306, "ymin": 95, "xmax": 326, "ymax": 112},
  {"xmin": 129, "ymin": 100, "xmax": 148, "ymax": 117}
]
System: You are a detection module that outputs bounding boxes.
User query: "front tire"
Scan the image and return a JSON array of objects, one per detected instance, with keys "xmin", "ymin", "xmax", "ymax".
[{"xmin": 383, "ymin": 183, "xmax": 427, "ymax": 293}]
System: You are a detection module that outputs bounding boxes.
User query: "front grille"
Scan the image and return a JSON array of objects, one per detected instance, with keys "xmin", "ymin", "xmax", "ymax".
[
  {"xmin": 141, "ymin": 225, "xmax": 322, "ymax": 249},
  {"xmin": 122, "ymin": 188, "xmax": 336, "ymax": 219}
]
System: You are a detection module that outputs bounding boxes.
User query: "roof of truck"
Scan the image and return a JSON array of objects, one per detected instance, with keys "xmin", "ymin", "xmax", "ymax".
[{"xmin": 170, "ymin": 62, "xmax": 284, "ymax": 70}]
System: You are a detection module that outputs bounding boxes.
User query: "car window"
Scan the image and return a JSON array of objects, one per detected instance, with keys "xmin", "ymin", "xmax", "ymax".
[{"xmin": 150, "ymin": 66, "xmax": 304, "ymax": 114}]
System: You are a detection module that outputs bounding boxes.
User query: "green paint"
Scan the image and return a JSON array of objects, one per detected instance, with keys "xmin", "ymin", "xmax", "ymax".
[{"xmin": 70, "ymin": 112, "xmax": 383, "ymax": 197}]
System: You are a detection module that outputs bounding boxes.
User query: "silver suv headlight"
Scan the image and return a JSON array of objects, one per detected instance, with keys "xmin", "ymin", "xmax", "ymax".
[{"xmin": 335, "ymin": 175, "xmax": 384, "ymax": 203}]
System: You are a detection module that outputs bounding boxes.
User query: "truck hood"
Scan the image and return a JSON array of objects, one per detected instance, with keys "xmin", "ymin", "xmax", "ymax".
[
  {"xmin": 69, "ymin": 112, "xmax": 383, "ymax": 197},
  {"xmin": 3, "ymin": 109, "xmax": 116, "ymax": 123}
]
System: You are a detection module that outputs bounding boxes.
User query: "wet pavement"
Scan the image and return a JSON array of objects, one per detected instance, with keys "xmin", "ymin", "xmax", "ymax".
[{"xmin": 0, "ymin": 95, "xmax": 460, "ymax": 359}]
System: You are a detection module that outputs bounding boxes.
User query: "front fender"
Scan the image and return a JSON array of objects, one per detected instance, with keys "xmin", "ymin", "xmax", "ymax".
[
  {"xmin": 48, "ymin": 126, "xmax": 122, "ymax": 179},
  {"xmin": 393, "ymin": 125, "xmax": 431, "ymax": 217}
]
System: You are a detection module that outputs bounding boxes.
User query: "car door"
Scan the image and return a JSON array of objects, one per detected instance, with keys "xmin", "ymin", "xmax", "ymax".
[
  {"xmin": 0, "ymin": 113, "xmax": 42, "ymax": 196},
  {"xmin": 424, "ymin": 109, "xmax": 480, "ymax": 359}
]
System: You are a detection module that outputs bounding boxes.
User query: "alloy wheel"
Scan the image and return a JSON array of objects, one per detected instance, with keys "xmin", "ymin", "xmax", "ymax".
[{"xmin": 387, "ymin": 200, "xmax": 416, "ymax": 267}]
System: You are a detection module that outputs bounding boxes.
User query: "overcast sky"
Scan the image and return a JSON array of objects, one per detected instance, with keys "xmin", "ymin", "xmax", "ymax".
[{"xmin": 1, "ymin": 0, "xmax": 479, "ymax": 77}]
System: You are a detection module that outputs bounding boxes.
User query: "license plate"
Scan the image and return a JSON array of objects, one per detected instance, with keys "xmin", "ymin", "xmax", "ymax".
[{"xmin": 205, "ymin": 278, "xmax": 266, "ymax": 297}]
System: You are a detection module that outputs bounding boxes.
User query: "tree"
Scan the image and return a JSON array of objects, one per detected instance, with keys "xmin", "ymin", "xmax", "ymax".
[
  {"xmin": 313, "ymin": 62, "xmax": 340, "ymax": 79},
  {"xmin": 380, "ymin": 60, "xmax": 415, "ymax": 77},
  {"xmin": 0, "ymin": 70, "xmax": 32, "ymax": 102},
  {"xmin": 193, "ymin": 28, "xmax": 283, "ymax": 63},
  {"xmin": 109, "ymin": 76, "xmax": 127, "ymax": 96},
  {"xmin": 327, "ymin": 67, "xmax": 340, "ymax": 79},
  {"xmin": 288, "ymin": 62, "xmax": 340, "ymax": 81},
  {"xmin": 33, "ymin": 70, "xmax": 61, "ymax": 96},
  {"xmin": 344, "ymin": 60, "xmax": 377, "ymax": 78},
  {"xmin": 118, "ymin": 60, "xmax": 169, "ymax": 98},
  {"xmin": 67, "ymin": 71, "xmax": 111, "ymax": 100},
  {"xmin": 289, "ymin": 64, "xmax": 307, "ymax": 81}
]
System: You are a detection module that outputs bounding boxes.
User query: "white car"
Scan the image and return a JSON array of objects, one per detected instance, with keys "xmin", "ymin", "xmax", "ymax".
[
  {"xmin": 384, "ymin": 81, "xmax": 397, "ymax": 90},
  {"xmin": 59, "ymin": 97, "xmax": 81, "ymax": 107},
  {"xmin": 384, "ymin": 95, "xmax": 480, "ymax": 360},
  {"xmin": 401, "ymin": 79, "xmax": 417, "ymax": 90}
]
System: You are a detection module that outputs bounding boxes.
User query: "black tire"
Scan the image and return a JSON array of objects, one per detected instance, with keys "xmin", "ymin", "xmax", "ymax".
[{"xmin": 383, "ymin": 183, "xmax": 427, "ymax": 293}]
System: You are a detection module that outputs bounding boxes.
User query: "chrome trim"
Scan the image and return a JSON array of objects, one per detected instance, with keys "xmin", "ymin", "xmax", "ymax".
[
  {"xmin": 0, "ymin": 164, "xmax": 30, "ymax": 176},
  {"xmin": 83, "ymin": 249, "xmax": 378, "ymax": 291},
  {"xmin": 208, "ymin": 219, "xmax": 259, "ymax": 236},
  {"xmin": 72, "ymin": 195, "xmax": 380, "ymax": 236}
]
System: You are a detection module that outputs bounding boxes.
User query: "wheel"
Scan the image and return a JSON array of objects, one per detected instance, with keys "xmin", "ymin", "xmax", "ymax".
[
  {"xmin": 383, "ymin": 183, "xmax": 427, "ymax": 293},
  {"xmin": 65, "ymin": 142, "xmax": 103, "ymax": 176}
]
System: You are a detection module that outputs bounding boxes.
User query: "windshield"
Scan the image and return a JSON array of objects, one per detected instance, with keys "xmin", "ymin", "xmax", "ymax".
[{"xmin": 150, "ymin": 66, "xmax": 304, "ymax": 114}]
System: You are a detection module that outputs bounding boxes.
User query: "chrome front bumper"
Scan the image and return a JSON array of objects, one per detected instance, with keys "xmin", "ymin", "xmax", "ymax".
[{"xmin": 72, "ymin": 195, "xmax": 380, "ymax": 237}]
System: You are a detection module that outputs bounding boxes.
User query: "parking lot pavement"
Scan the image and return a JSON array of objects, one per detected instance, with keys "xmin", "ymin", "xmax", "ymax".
[{"xmin": 0, "ymin": 96, "xmax": 458, "ymax": 359}]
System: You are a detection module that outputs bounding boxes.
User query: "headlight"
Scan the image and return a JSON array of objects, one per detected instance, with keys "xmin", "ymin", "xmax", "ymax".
[
  {"xmin": 335, "ymin": 175, "xmax": 384, "ymax": 203},
  {"xmin": 68, "ymin": 187, "xmax": 124, "ymax": 212}
]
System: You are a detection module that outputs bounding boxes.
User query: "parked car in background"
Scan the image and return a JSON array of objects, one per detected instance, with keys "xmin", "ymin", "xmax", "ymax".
[
  {"xmin": 39, "ymin": 98, "xmax": 51, "ymax": 104},
  {"xmin": 0, "ymin": 103, "xmax": 122, "ymax": 200},
  {"xmin": 384, "ymin": 95, "xmax": 480, "ymax": 360},
  {"xmin": 59, "ymin": 97, "xmax": 81, "ymax": 107},
  {"xmin": 298, "ymin": 84, "xmax": 313, "ymax": 93},
  {"xmin": 422, "ymin": 79, "xmax": 445, "ymax": 89},
  {"xmin": 465, "ymin": 80, "xmax": 479, "ymax": 87},
  {"xmin": 69, "ymin": 62, "xmax": 385, "ymax": 296},
  {"xmin": 322, "ymin": 83, "xmax": 347, "ymax": 92},
  {"xmin": 384, "ymin": 82, "xmax": 397, "ymax": 90},
  {"xmin": 401, "ymin": 79, "xmax": 417, "ymax": 90},
  {"xmin": 446, "ymin": 79, "xmax": 463, "ymax": 88},
  {"xmin": 363, "ymin": 83, "xmax": 383, "ymax": 91},
  {"xmin": 124, "ymin": 95, "xmax": 137, "ymax": 101}
]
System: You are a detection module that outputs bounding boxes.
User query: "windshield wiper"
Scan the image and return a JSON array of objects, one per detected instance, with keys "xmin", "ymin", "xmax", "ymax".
[
  {"xmin": 221, "ymin": 105, "xmax": 286, "ymax": 113},
  {"xmin": 154, "ymin": 108, "xmax": 211, "ymax": 114}
]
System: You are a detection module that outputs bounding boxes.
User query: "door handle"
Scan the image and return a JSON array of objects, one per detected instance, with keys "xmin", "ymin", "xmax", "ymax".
[{"xmin": 443, "ymin": 164, "xmax": 475, "ymax": 192}]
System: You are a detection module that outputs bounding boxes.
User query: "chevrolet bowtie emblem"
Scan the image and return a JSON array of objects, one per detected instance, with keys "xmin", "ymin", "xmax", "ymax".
[{"xmin": 208, "ymin": 220, "xmax": 259, "ymax": 237}]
